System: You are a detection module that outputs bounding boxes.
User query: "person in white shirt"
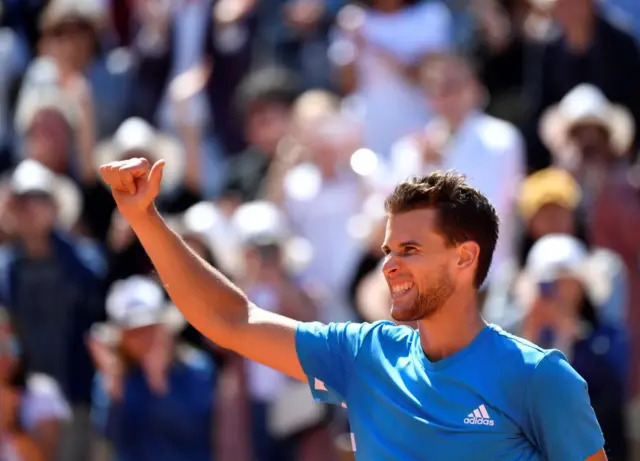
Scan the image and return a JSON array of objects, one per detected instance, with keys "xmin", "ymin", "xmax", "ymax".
[{"xmin": 385, "ymin": 53, "xmax": 525, "ymax": 283}]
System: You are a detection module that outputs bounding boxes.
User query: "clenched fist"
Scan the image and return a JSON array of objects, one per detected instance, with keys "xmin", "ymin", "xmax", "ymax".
[{"xmin": 100, "ymin": 158, "xmax": 166, "ymax": 221}]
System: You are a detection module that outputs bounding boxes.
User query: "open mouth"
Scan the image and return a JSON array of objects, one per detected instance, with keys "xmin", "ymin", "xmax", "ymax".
[{"xmin": 390, "ymin": 282, "xmax": 414, "ymax": 300}]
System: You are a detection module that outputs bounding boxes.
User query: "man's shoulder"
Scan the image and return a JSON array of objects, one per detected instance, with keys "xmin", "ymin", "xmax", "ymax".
[{"xmin": 485, "ymin": 325, "xmax": 552, "ymax": 373}]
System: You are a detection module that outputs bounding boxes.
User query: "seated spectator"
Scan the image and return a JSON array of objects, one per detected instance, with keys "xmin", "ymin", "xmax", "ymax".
[
  {"xmin": 520, "ymin": 234, "xmax": 628, "ymax": 460},
  {"xmin": 0, "ymin": 308, "xmax": 71, "ymax": 461},
  {"xmin": 89, "ymin": 276, "xmax": 217, "ymax": 461}
]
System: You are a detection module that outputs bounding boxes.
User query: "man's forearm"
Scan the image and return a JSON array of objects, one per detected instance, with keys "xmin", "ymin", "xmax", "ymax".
[{"xmin": 129, "ymin": 207, "xmax": 248, "ymax": 347}]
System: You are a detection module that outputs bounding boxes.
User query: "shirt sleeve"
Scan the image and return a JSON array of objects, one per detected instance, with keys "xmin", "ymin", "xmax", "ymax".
[
  {"xmin": 523, "ymin": 350, "xmax": 605, "ymax": 461},
  {"xmin": 295, "ymin": 321, "xmax": 381, "ymax": 405}
]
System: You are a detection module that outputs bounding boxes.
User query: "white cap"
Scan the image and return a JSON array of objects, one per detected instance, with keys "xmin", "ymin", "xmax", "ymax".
[
  {"xmin": 232, "ymin": 200, "xmax": 288, "ymax": 246},
  {"xmin": 106, "ymin": 276, "xmax": 185, "ymax": 332},
  {"xmin": 525, "ymin": 234, "xmax": 589, "ymax": 283},
  {"xmin": 11, "ymin": 159, "xmax": 57, "ymax": 197}
]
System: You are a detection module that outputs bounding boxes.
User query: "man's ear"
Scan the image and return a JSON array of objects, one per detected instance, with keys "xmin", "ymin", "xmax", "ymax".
[{"xmin": 457, "ymin": 241, "xmax": 480, "ymax": 270}]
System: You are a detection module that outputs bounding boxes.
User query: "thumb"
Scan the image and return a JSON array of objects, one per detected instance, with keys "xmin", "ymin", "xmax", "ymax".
[{"xmin": 147, "ymin": 160, "xmax": 166, "ymax": 196}]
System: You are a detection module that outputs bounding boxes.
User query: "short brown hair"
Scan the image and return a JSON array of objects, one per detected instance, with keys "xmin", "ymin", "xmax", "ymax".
[{"xmin": 385, "ymin": 171, "xmax": 499, "ymax": 288}]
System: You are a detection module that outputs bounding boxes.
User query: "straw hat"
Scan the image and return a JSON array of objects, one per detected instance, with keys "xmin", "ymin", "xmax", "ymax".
[
  {"xmin": 539, "ymin": 84, "xmax": 635, "ymax": 158},
  {"xmin": 94, "ymin": 118, "xmax": 186, "ymax": 192},
  {"xmin": 8, "ymin": 159, "xmax": 83, "ymax": 230}
]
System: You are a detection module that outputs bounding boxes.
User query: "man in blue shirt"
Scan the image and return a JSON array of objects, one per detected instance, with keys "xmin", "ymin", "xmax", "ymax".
[{"xmin": 99, "ymin": 158, "xmax": 608, "ymax": 461}]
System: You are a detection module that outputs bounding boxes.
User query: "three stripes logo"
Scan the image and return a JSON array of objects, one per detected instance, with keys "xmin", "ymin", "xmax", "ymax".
[{"xmin": 464, "ymin": 404, "xmax": 495, "ymax": 426}]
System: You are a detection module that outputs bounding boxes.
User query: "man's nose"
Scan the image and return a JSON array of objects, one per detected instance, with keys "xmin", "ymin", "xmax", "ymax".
[{"xmin": 382, "ymin": 256, "xmax": 400, "ymax": 277}]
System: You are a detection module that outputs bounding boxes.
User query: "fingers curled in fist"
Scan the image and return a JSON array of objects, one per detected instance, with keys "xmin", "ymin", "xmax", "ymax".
[{"xmin": 100, "ymin": 158, "xmax": 151, "ymax": 194}]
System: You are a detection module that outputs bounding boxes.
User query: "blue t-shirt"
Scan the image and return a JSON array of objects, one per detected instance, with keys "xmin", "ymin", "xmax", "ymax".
[
  {"xmin": 92, "ymin": 348, "xmax": 216, "ymax": 461},
  {"xmin": 295, "ymin": 321, "xmax": 605, "ymax": 461}
]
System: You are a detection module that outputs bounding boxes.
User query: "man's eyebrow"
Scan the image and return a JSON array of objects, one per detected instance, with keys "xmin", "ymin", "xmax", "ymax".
[{"xmin": 381, "ymin": 241, "xmax": 422, "ymax": 254}]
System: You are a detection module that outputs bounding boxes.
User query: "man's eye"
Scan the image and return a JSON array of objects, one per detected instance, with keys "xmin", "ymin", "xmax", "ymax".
[{"xmin": 403, "ymin": 247, "xmax": 417, "ymax": 254}]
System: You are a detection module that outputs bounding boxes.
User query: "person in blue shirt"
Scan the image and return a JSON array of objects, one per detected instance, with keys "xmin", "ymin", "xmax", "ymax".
[
  {"xmin": 99, "ymin": 158, "xmax": 608, "ymax": 461},
  {"xmin": 89, "ymin": 275, "xmax": 216, "ymax": 461}
]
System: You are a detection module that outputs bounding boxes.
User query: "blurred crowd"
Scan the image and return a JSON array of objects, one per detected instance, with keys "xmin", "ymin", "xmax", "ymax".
[{"xmin": 0, "ymin": 0, "xmax": 639, "ymax": 460}]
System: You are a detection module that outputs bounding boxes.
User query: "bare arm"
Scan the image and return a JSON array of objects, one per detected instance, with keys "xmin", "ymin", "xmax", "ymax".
[
  {"xmin": 100, "ymin": 158, "xmax": 308, "ymax": 382},
  {"xmin": 129, "ymin": 207, "xmax": 307, "ymax": 381}
]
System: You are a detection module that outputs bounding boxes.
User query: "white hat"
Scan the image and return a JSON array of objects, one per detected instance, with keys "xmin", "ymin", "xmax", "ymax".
[
  {"xmin": 106, "ymin": 275, "xmax": 186, "ymax": 333},
  {"xmin": 539, "ymin": 84, "xmax": 635, "ymax": 159},
  {"xmin": 525, "ymin": 234, "xmax": 613, "ymax": 305},
  {"xmin": 232, "ymin": 200, "xmax": 289, "ymax": 246},
  {"xmin": 231, "ymin": 201, "xmax": 313, "ymax": 274},
  {"xmin": 9, "ymin": 159, "xmax": 82, "ymax": 230},
  {"xmin": 94, "ymin": 118, "xmax": 186, "ymax": 192},
  {"xmin": 14, "ymin": 59, "xmax": 77, "ymax": 135},
  {"xmin": 526, "ymin": 234, "xmax": 589, "ymax": 283},
  {"xmin": 40, "ymin": 0, "xmax": 107, "ymax": 33}
]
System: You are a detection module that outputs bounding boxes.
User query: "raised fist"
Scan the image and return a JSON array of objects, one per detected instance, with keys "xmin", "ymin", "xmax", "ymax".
[{"xmin": 99, "ymin": 158, "xmax": 165, "ymax": 221}]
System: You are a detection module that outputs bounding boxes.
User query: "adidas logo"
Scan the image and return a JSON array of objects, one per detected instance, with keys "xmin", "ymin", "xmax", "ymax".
[{"xmin": 464, "ymin": 404, "xmax": 495, "ymax": 426}]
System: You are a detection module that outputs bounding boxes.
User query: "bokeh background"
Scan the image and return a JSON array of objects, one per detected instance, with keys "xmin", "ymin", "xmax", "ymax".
[{"xmin": 0, "ymin": 0, "xmax": 639, "ymax": 460}]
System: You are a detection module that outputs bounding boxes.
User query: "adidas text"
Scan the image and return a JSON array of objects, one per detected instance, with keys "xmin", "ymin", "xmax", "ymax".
[{"xmin": 463, "ymin": 417, "xmax": 494, "ymax": 426}]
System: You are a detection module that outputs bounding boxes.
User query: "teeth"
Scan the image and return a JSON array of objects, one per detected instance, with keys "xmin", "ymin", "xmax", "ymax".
[{"xmin": 392, "ymin": 282, "xmax": 413, "ymax": 294}]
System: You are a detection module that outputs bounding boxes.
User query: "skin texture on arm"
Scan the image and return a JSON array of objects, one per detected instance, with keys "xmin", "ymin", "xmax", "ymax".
[{"xmin": 99, "ymin": 158, "xmax": 307, "ymax": 382}]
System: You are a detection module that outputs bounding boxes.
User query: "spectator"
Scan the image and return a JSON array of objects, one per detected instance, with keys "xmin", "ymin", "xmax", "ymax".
[
  {"xmin": 0, "ymin": 159, "xmax": 105, "ymax": 461},
  {"xmin": 483, "ymin": 167, "xmax": 627, "ymax": 331},
  {"xmin": 90, "ymin": 276, "xmax": 218, "ymax": 461},
  {"xmin": 13, "ymin": 72, "xmax": 78, "ymax": 179},
  {"xmin": 272, "ymin": 108, "xmax": 367, "ymax": 323},
  {"xmin": 387, "ymin": 53, "xmax": 525, "ymax": 284},
  {"xmin": 538, "ymin": 83, "xmax": 640, "ymax": 398},
  {"xmin": 520, "ymin": 234, "xmax": 629, "ymax": 460},
  {"xmin": 231, "ymin": 200, "xmax": 334, "ymax": 461},
  {"xmin": 523, "ymin": 0, "xmax": 640, "ymax": 170},
  {"xmin": 222, "ymin": 67, "xmax": 301, "ymax": 205},
  {"xmin": 0, "ymin": 308, "xmax": 71, "ymax": 461},
  {"xmin": 330, "ymin": 0, "xmax": 453, "ymax": 159}
]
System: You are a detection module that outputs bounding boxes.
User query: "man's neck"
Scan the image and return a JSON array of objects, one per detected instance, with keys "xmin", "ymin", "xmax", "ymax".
[
  {"xmin": 564, "ymin": 13, "xmax": 596, "ymax": 53},
  {"xmin": 417, "ymin": 290, "xmax": 487, "ymax": 363},
  {"xmin": 21, "ymin": 235, "xmax": 52, "ymax": 259}
]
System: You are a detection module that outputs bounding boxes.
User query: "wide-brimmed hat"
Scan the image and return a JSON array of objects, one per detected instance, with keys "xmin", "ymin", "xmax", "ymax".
[
  {"xmin": 106, "ymin": 275, "xmax": 186, "ymax": 334},
  {"xmin": 7, "ymin": 159, "xmax": 82, "ymax": 230},
  {"xmin": 94, "ymin": 118, "xmax": 186, "ymax": 192},
  {"xmin": 40, "ymin": 0, "xmax": 107, "ymax": 34},
  {"xmin": 539, "ymin": 84, "xmax": 635, "ymax": 159},
  {"xmin": 14, "ymin": 58, "xmax": 77, "ymax": 135}
]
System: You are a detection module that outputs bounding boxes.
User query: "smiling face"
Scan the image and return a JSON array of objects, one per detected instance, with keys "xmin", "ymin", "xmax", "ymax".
[{"xmin": 381, "ymin": 209, "xmax": 460, "ymax": 322}]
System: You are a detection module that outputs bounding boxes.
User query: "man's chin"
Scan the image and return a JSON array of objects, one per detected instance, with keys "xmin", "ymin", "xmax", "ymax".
[{"xmin": 390, "ymin": 305, "xmax": 422, "ymax": 323}]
